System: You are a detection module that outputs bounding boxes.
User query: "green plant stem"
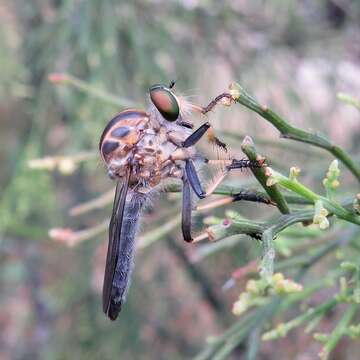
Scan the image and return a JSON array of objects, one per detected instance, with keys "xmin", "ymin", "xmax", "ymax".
[
  {"xmin": 257, "ymin": 210, "xmax": 316, "ymax": 279},
  {"xmin": 51, "ymin": 73, "xmax": 136, "ymax": 108},
  {"xmin": 205, "ymin": 217, "xmax": 265, "ymax": 242},
  {"xmin": 262, "ymin": 298, "xmax": 338, "ymax": 341},
  {"xmin": 213, "ymin": 298, "xmax": 282, "ymax": 360},
  {"xmin": 232, "ymin": 86, "xmax": 360, "ymax": 182},
  {"xmin": 194, "ymin": 311, "xmax": 256, "ymax": 360},
  {"xmin": 164, "ymin": 183, "xmax": 312, "ymax": 205},
  {"xmin": 246, "ymin": 326, "xmax": 261, "ymax": 360},
  {"xmin": 337, "ymin": 92, "xmax": 360, "ymax": 112},
  {"xmin": 220, "ymin": 130, "xmax": 325, "ymax": 157},
  {"xmin": 279, "ymin": 270, "xmax": 342, "ymax": 312},
  {"xmin": 271, "ymin": 170, "xmax": 360, "ymax": 225},
  {"xmin": 201, "ymin": 208, "xmax": 331, "ymax": 244},
  {"xmin": 138, "ymin": 215, "xmax": 181, "ymax": 249},
  {"xmin": 194, "ymin": 231, "xmax": 354, "ymax": 360},
  {"xmin": 260, "ymin": 229, "xmax": 275, "ymax": 279},
  {"xmin": 320, "ymin": 304, "xmax": 358, "ymax": 360},
  {"xmin": 241, "ymin": 137, "xmax": 290, "ymax": 214}
]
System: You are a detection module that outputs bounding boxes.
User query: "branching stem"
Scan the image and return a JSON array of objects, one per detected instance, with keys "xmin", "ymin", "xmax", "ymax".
[{"xmin": 230, "ymin": 85, "xmax": 360, "ymax": 182}]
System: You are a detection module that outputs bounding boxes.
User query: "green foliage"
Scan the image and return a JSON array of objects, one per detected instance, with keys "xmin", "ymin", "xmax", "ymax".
[{"xmin": 1, "ymin": 1, "xmax": 360, "ymax": 360}]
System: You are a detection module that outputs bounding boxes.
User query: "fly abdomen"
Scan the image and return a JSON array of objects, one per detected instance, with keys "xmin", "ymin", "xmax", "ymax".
[
  {"xmin": 99, "ymin": 109, "xmax": 150, "ymax": 165},
  {"xmin": 107, "ymin": 192, "xmax": 147, "ymax": 320}
]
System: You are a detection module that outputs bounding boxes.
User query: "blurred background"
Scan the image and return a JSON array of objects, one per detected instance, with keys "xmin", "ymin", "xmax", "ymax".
[{"xmin": 1, "ymin": 1, "xmax": 360, "ymax": 359}]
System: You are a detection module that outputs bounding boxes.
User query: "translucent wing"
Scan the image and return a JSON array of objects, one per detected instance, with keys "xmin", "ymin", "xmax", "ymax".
[{"xmin": 102, "ymin": 170, "xmax": 130, "ymax": 319}]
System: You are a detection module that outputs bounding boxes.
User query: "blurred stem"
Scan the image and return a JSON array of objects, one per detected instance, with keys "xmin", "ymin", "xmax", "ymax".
[
  {"xmin": 191, "ymin": 236, "xmax": 244, "ymax": 262},
  {"xmin": 262, "ymin": 298, "xmax": 338, "ymax": 341},
  {"xmin": 260, "ymin": 229, "xmax": 275, "ymax": 279},
  {"xmin": 231, "ymin": 84, "xmax": 360, "ymax": 182},
  {"xmin": 319, "ymin": 303, "xmax": 357, "ymax": 360},
  {"xmin": 69, "ymin": 188, "xmax": 115, "ymax": 216},
  {"xmin": 212, "ymin": 298, "xmax": 282, "ymax": 360},
  {"xmin": 195, "ymin": 229, "xmax": 356, "ymax": 359},
  {"xmin": 246, "ymin": 325, "xmax": 261, "ymax": 360},
  {"xmin": 337, "ymin": 92, "xmax": 360, "ymax": 112},
  {"xmin": 241, "ymin": 136, "xmax": 290, "ymax": 214},
  {"xmin": 165, "ymin": 236, "xmax": 229, "ymax": 323},
  {"xmin": 278, "ymin": 269, "xmax": 342, "ymax": 312},
  {"xmin": 48, "ymin": 73, "xmax": 136, "ymax": 108},
  {"xmin": 194, "ymin": 311, "xmax": 257, "ymax": 360},
  {"xmin": 138, "ymin": 215, "xmax": 181, "ymax": 249}
]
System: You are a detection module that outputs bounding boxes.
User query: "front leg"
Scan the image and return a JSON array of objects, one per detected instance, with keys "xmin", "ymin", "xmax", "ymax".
[
  {"xmin": 183, "ymin": 122, "xmax": 211, "ymax": 148},
  {"xmin": 168, "ymin": 122, "xmax": 212, "ymax": 148},
  {"xmin": 201, "ymin": 93, "xmax": 233, "ymax": 114},
  {"xmin": 189, "ymin": 93, "xmax": 233, "ymax": 115},
  {"xmin": 183, "ymin": 122, "xmax": 227, "ymax": 152}
]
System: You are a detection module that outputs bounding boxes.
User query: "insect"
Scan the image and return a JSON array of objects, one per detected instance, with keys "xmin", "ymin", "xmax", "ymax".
[{"xmin": 99, "ymin": 82, "xmax": 268, "ymax": 320}]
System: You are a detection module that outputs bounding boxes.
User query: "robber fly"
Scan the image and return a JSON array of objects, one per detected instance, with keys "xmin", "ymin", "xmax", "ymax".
[{"xmin": 99, "ymin": 82, "xmax": 267, "ymax": 320}]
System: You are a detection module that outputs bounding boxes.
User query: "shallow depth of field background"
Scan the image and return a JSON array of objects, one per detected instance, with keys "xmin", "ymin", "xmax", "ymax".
[{"xmin": 1, "ymin": 1, "xmax": 360, "ymax": 359}]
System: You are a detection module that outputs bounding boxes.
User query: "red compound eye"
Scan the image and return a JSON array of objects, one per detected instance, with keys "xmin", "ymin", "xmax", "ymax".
[{"xmin": 149, "ymin": 84, "xmax": 179, "ymax": 122}]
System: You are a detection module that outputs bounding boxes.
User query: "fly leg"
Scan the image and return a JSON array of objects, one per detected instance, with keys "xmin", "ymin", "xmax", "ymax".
[
  {"xmin": 185, "ymin": 92, "xmax": 235, "ymax": 150},
  {"xmin": 185, "ymin": 157, "xmax": 266, "ymax": 200},
  {"xmin": 201, "ymin": 93, "xmax": 233, "ymax": 114},
  {"xmin": 183, "ymin": 122, "xmax": 227, "ymax": 152},
  {"xmin": 181, "ymin": 176, "xmax": 193, "ymax": 242},
  {"xmin": 181, "ymin": 157, "xmax": 270, "ymax": 243},
  {"xmin": 189, "ymin": 93, "xmax": 233, "ymax": 115},
  {"xmin": 183, "ymin": 122, "xmax": 210, "ymax": 148},
  {"xmin": 195, "ymin": 190, "xmax": 274, "ymax": 212}
]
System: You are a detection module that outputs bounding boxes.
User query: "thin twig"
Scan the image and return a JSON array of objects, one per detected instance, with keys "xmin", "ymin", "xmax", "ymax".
[
  {"xmin": 69, "ymin": 188, "xmax": 115, "ymax": 216},
  {"xmin": 337, "ymin": 92, "xmax": 360, "ymax": 112},
  {"xmin": 241, "ymin": 136, "xmax": 290, "ymax": 214},
  {"xmin": 319, "ymin": 304, "xmax": 357, "ymax": 360},
  {"xmin": 48, "ymin": 73, "xmax": 136, "ymax": 108},
  {"xmin": 164, "ymin": 183, "xmax": 312, "ymax": 205},
  {"xmin": 229, "ymin": 84, "xmax": 360, "ymax": 182}
]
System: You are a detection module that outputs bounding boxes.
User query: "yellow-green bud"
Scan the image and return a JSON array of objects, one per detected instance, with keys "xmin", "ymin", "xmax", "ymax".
[
  {"xmin": 228, "ymin": 82, "xmax": 241, "ymax": 100},
  {"xmin": 289, "ymin": 166, "xmax": 301, "ymax": 180}
]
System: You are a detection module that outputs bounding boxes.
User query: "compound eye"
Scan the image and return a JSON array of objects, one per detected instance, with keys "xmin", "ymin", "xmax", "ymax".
[{"xmin": 149, "ymin": 84, "xmax": 179, "ymax": 122}]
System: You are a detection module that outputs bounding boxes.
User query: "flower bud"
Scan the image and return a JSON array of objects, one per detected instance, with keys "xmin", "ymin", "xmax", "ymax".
[
  {"xmin": 228, "ymin": 82, "xmax": 241, "ymax": 100},
  {"xmin": 289, "ymin": 166, "xmax": 301, "ymax": 180}
]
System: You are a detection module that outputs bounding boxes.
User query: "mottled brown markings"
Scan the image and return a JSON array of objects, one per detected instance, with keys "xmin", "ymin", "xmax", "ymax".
[
  {"xmin": 111, "ymin": 126, "xmax": 131, "ymax": 138},
  {"xmin": 102, "ymin": 141, "xmax": 119, "ymax": 155},
  {"xmin": 99, "ymin": 109, "xmax": 149, "ymax": 150},
  {"xmin": 144, "ymin": 147, "xmax": 155, "ymax": 152}
]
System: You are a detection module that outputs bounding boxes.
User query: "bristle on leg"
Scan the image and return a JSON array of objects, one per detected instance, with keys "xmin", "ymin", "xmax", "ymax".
[
  {"xmin": 206, "ymin": 127, "xmax": 228, "ymax": 152},
  {"xmin": 201, "ymin": 93, "xmax": 233, "ymax": 114},
  {"xmin": 231, "ymin": 190, "xmax": 275, "ymax": 206},
  {"xmin": 226, "ymin": 158, "xmax": 267, "ymax": 171}
]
